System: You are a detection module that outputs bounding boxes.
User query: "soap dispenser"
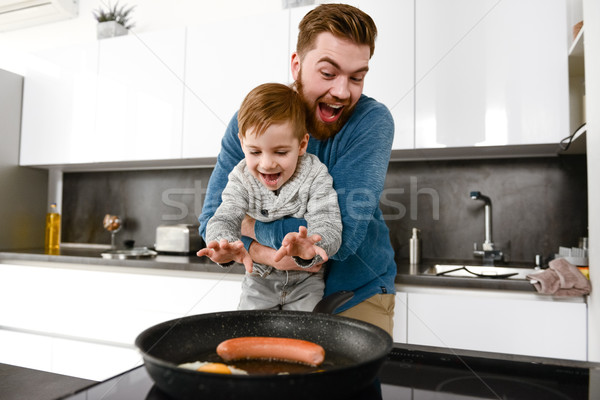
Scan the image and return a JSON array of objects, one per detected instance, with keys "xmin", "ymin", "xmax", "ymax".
[{"xmin": 409, "ymin": 228, "xmax": 421, "ymax": 265}]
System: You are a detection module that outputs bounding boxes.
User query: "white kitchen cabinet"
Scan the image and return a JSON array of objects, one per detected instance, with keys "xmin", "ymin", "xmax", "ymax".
[
  {"xmin": 96, "ymin": 28, "xmax": 186, "ymax": 162},
  {"xmin": 0, "ymin": 329, "xmax": 141, "ymax": 382},
  {"xmin": 0, "ymin": 261, "xmax": 242, "ymax": 380},
  {"xmin": 182, "ymin": 12, "xmax": 289, "ymax": 158},
  {"xmin": 393, "ymin": 291, "xmax": 408, "ymax": 344},
  {"xmin": 20, "ymin": 43, "xmax": 98, "ymax": 165},
  {"xmin": 50, "ymin": 337, "xmax": 141, "ymax": 381},
  {"xmin": 406, "ymin": 289, "xmax": 587, "ymax": 361},
  {"xmin": 20, "ymin": 28, "xmax": 186, "ymax": 166},
  {"xmin": 0, "ymin": 330, "xmax": 53, "ymax": 373},
  {"xmin": 345, "ymin": 1, "xmax": 415, "ymax": 150},
  {"xmin": 415, "ymin": 0, "xmax": 569, "ymax": 148}
]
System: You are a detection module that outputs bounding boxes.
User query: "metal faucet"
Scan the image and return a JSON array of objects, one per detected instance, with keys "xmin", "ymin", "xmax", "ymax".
[{"xmin": 470, "ymin": 191, "xmax": 503, "ymax": 265}]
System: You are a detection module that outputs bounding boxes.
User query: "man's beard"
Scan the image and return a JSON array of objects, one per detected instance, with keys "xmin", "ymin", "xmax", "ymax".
[{"xmin": 295, "ymin": 71, "xmax": 356, "ymax": 141}]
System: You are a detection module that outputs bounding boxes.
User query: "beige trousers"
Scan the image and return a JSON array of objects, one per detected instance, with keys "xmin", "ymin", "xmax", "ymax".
[{"xmin": 338, "ymin": 293, "xmax": 395, "ymax": 337}]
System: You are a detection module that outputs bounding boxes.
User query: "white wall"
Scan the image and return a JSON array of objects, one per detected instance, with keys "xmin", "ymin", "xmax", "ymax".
[
  {"xmin": 0, "ymin": 0, "xmax": 282, "ymax": 74},
  {"xmin": 0, "ymin": 69, "xmax": 48, "ymax": 249}
]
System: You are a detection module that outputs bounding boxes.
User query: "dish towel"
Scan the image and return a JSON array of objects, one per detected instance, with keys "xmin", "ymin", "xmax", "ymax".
[{"xmin": 526, "ymin": 258, "xmax": 591, "ymax": 296}]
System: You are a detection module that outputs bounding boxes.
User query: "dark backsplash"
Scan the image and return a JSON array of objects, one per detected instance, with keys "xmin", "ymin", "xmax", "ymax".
[{"xmin": 62, "ymin": 155, "xmax": 587, "ymax": 264}]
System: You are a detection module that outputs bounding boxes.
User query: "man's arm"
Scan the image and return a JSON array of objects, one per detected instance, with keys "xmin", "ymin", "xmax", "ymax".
[
  {"xmin": 198, "ymin": 113, "xmax": 245, "ymax": 241},
  {"xmin": 241, "ymin": 217, "xmax": 319, "ymax": 271},
  {"xmin": 324, "ymin": 102, "xmax": 393, "ymax": 260},
  {"xmin": 247, "ymin": 240, "xmax": 323, "ymax": 272}
]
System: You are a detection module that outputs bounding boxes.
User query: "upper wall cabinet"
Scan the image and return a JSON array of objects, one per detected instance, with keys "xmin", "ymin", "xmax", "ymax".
[
  {"xmin": 289, "ymin": 1, "xmax": 415, "ymax": 150},
  {"xmin": 349, "ymin": 0, "xmax": 415, "ymax": 150},
  {"xmin": 415, "ymin": 0, "xmax": 569, "ymax": 148},
  {"xmin": 96, "ymin": 28, "xmax": 186, "ymax": 162},
  {"xmin": 20, "ymin": 29, "xmax": 186, "ymax": 166},
  {"xmin": 182, "ymin": 11, "xmax": 289, "ymax": 159},
  {"xmin": 20, "ymin": 2, "xmax": 571, "ymax": 168},
  {"xmin": 20, "ymin": 43, "xmax": 98, "ymax": 165}
]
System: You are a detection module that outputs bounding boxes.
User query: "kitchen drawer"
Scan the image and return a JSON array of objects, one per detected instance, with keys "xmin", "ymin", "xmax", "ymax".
[
  {"xmin": 0, "ymin": 262, "xmax": 242, "ymax": 344},
  {"xmin": 406, "ymin": 290, "xmax": 587, "ymax": 361}
]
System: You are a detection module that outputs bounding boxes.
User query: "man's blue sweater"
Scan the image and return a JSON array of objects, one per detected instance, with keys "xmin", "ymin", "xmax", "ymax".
[{"xmin": 199, "ymin": 94, "xmax": 397, "ymax": 312}]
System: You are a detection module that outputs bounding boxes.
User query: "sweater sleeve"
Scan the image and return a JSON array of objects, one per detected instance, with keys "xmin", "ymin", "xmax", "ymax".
[
  {"xmin": 303, "ymin": 161, "xmax": 342, "ymax": 257},
  {"xmin": 198, "ymin": 113, "xmax": 245, "ymax": 241},
  {"xmin": 291, "ymin": 161, "xmax": 342, "ymax": 269},
  {"xmin": 205, "ymin": 166, "xmax": 249, "ymax": 243}
]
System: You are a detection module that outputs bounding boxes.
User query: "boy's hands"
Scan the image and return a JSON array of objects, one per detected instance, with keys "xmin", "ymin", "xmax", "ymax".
[
  {"xmin": 273, "ymin": 226, "xmax": 328, "ymax": 264},
  {"xmin": 197, "ymin": 239, "xmax": 254, "ymax": 273}
]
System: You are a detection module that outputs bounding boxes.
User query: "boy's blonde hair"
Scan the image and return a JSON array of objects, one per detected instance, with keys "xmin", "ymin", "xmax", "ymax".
[
  {"xmin": 238, "ymin": 83, "xmax": 307, "ymax": 141},
  {"xmin": 296, "ymin": 3, "xmax": 377, "ymax": 59}
]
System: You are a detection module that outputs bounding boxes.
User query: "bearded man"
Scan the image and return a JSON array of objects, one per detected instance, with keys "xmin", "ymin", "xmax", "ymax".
[{"xmin": 199, "ymin": 3, "xmax": 396, "ymax": 336}]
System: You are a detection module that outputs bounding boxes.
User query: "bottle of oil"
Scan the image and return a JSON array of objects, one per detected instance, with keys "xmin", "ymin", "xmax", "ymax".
[{"xmin": 45, "ymin": 203, "xmax": 61, "ymax": 253}]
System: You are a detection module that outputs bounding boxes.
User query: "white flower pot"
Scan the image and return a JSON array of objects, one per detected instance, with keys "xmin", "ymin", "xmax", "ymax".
[{"xmin": 97, "ymin": 21, "xmax": 128, "ymax": 39}]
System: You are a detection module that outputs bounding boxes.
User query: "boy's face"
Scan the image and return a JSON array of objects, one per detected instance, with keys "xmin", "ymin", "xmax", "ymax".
[
  {"xmin": 240, "ymin": 121, "xmax": 309, "ymax": 191},
  {"xmin": 291, "ymin": 32, "xmax": 370, "ymax": 140}
]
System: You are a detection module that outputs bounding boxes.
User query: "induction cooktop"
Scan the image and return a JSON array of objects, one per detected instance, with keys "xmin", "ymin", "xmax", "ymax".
[{"xmin": 59, "ymin": 345, "xmax": 598, "ymax": 400}]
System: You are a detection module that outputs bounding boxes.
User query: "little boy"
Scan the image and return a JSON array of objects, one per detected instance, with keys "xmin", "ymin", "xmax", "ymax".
[{"xmin": 197, "ymin": 83, "xmax": 342, "ymax": 311}]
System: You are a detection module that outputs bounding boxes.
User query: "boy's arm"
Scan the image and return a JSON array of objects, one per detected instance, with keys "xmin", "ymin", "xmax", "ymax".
[
  {"xmin": 205, "ymin": 167, "xmax": 248, "ymax": 243},
  {"xmin": 303, "ymin": 161, "xmax": 343, "ymax": 258}
]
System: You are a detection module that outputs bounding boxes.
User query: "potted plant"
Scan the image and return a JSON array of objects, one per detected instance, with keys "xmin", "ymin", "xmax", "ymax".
[{"xmin": 93, "ymin": 1, "xmax": 136, "ymax": 39}]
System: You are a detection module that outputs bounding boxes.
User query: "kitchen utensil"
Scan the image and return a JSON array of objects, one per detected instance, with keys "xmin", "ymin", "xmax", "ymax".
[
  {"xmin": 101, "ymin": 247, "xmax": 157, "ymax": 260},
  {"xmin": 154, "ymin": 224, "xmax": 204, "ymax": 254},
  {"xmin": 135, "ymin": 291, "xmax": 392, "ymax": 400}
]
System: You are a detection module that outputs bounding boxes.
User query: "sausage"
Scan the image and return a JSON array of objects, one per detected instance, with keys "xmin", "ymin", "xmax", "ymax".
[{"xmin": 216, "ymin": 336, "xmax": 325, "ymax": 366}]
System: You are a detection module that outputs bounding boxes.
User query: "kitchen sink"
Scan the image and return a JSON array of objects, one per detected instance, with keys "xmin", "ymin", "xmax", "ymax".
[{"xmin": 424, "ymin": 264, "xmax": 541, "ymax": 280}]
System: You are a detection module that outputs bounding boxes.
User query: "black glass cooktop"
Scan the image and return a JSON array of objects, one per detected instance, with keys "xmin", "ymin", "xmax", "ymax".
[{"xmin": 59, "ymin": 345, "xmax": 598, "ymax": 400}]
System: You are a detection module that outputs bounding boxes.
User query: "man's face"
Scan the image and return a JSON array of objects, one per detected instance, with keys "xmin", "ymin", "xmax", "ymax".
[{"xmin": 292, "ymin": 32, "xmax": 371, "ymax": 140}]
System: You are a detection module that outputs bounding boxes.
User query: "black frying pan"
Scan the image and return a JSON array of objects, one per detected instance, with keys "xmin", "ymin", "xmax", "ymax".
[{"xmin": 135, "ymin": 293, "xmax": 392, "ymax": 400}]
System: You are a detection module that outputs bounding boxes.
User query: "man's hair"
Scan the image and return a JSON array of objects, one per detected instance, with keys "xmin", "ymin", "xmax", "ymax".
[
  {"xmin": 296, "ymin": 3, "xmax": 377, "ymax": 59},
  {"xmin": 238, "ymin": 83, "xmax": 307, "ymax": 141}
]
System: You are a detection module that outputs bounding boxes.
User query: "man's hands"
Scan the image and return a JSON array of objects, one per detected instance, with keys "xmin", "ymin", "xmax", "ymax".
[
  {"xmin": 197, "ymin": 239, "xmax": 254, "ymax": 273},
  {"xmin": 273, "ymin": 226, "xmax": 328, "ymax": 264}
]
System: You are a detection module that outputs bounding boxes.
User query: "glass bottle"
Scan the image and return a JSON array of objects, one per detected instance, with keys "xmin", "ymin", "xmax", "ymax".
[{"xmin": 45, "ymin": 203, "xmax": 61, "ymax": 253}]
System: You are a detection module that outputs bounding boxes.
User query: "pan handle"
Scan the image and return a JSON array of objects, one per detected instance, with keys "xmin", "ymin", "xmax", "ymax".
[{"xmin": 311, "ymin": 291, "xmax": 354, "ymax": 314}]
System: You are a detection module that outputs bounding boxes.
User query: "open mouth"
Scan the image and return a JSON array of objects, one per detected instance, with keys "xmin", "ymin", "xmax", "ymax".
[
  {"xmin": 318, "ymin": 103, "xmax": 343, "ymax": 124},
  {"xmin": 260, "ymin": 172, "xmax": 281, "ymax": 187}
]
